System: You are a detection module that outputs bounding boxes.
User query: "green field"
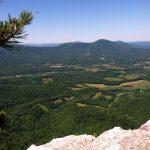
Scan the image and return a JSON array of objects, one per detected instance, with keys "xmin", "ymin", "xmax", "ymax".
[
  {"xmin": 1, "ymin": 40, "xmax": 150, "ymax": 150},
  {"xmin": 0, "ymin": 65, "xmax": 150, "ymax": 150}
]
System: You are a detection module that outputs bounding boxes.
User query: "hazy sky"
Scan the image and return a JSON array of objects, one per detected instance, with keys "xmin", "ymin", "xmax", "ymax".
[{"xmin": 0, "ymin": 0, "xmax": 150, "ymax": 43}]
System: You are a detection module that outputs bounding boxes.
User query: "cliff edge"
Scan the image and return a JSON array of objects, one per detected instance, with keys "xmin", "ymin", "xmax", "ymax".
[{"xmin": 27, "ymin": 120, "xmax": 150, "ymax": 150}]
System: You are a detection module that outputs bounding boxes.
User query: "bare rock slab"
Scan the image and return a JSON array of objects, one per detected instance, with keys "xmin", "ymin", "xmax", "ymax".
[{"xmin": 27, "ymin": 120, "xmax": 150, "ymax": 150}]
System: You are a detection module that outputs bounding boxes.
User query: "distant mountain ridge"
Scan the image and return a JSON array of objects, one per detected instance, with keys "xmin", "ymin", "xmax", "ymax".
[
  {"xmin": 20, "ymin": 40, "xmax": 150, "ymax": 48},
  {"xmin": 59, "ymin": 39, "xmax": 131, "ymax": 49},
  {"xmin": 0, "ymin": 39, "xmax": 150, "ymax": 68},
  {"xmin": 57, "ymin": 39, "xmax": 132, "ymax": 55},
  {"xmin": 129, "ymin": 41, "xmax": 150, "ymax": 48}
]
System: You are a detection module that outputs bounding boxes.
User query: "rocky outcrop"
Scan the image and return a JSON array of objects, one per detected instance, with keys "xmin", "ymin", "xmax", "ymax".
[{"xmin": 27, "ymin": 120, "xmax": 150, "ymax": 150}]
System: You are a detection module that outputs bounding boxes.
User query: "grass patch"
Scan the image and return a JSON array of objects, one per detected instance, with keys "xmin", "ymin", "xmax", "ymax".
[
  {"xmin": 104, "ymin": 95, "xmax": 112, "ymax": 100},
  {"xmin": 144, "ymin": 61, "xmax": 150, "ymax": 65},
  {"xmin": 42, "ymin": 78, "xmax": 53, "ymax": 84},
  {"xmin": 101, "ymin": 64, "xmax": 124, "ymax": 70},
  {"xmin": 104, "ymin": 74, "xmax": 139, "ymax": 82},
  {"xmin": 69, "ymin": 87, "xmax": 84, "ymax": 91},
  {"xmin": 76, "ymin": 84, "xmax": 89, "ymax": 88},
  {"xmin": 120, "ymin": 80, "xmax": 150, "ymax": 89},
  {"xmin": 92, "ymin": 92, "xmax": 102, "ymax": 100},
  {"xmin": 118, "ymin": 74, "xmax": 139, "ymax": 80},
  {"xmin": 77, "ymin": 103, "xmax": 88, "ymax": 107},
  {"xmin": 38, "ymin": 104, "xmax": 49, "ymax": 112},
  {"xmin": 84, "ymin": 84, "xmax": 107, "ymax": 88},
  {"xmin": 54, "ymin": 99, "xmax": 62, "ymax": 104},
  {"xmin": 77, "ymin": 102, "xmax": 107, "ymax": 109},
  {"xmin": 104, "ymin": 77, "xmax": 123, "ymax": 82},
  {"xmin": 78, "ymin": 80, "xmax": 150, "ymax": 90}
]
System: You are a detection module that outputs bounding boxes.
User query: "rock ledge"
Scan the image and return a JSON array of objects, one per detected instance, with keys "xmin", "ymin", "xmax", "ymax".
[{"xmin": 27, "ymin": 120, "xmax": 150, "ymax": 150}]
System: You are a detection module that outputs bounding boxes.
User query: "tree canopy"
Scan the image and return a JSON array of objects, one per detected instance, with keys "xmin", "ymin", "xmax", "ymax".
[{"xmin": 0, "ymin": 11, "xmax": 33, "ymax": 48}]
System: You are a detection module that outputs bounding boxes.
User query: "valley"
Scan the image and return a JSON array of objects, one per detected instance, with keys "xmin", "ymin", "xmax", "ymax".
[{"xmin": 0, "ymin": 40, "xmax": 150, "ymax": 150}]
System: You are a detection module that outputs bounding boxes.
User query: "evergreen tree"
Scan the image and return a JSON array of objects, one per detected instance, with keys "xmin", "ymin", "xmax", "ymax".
[{"xmin": 0, "ymin": 11, "xmax": 33, "ymax": 48}]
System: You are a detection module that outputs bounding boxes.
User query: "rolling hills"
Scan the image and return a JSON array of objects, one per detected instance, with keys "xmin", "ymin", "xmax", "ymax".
[
  {"xmin": 0, "ymin": 39, "xmax": 150, "ymax": 150},
  {"xmin": 0, "ymin": 39, "xmax": 150, "ymax": 76}
]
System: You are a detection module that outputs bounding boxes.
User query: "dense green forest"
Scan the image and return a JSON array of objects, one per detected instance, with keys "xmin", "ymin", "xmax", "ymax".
[{"xmin": 0, "ymin": 40, "xmax": 150, "ymax": 150}]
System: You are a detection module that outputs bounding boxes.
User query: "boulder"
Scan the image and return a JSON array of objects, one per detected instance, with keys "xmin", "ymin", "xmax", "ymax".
[{"xmin": 27, "ymin": 120, "xmax": 150, "ymax": 150}]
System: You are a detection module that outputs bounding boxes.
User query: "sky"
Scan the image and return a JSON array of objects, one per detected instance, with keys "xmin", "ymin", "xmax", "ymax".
[{"xmin": 0, "ymin": 0, "xmax": 150, "ymax": 43}]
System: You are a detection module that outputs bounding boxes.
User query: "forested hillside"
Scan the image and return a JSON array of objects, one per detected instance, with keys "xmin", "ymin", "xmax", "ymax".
[
  {"xmin": 0, "ymin": 40, "xmax": 150, "ymax": 150},
  {"xmin": 0, "ymin": 39, "xmax": 150, "ymax": 76}
]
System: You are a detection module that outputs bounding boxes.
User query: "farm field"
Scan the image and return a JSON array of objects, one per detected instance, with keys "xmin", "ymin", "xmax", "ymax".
[
  {"xmin": 1, "ymin": 40, "xmax": 150, "ymax": 150},
  {"xmin": 1, "ymin": 62, "xmax": 150, "ymax": 150}
]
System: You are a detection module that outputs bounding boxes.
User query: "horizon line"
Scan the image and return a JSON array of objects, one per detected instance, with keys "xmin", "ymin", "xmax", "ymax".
[{"xmin": 21, "ymin": 39, "xmax": 150, "ymax": 45}]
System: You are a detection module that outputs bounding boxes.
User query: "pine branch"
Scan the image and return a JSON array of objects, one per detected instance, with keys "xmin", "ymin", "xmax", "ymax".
[{"xmin": 0, "ymin": 11, "xmax": 33, "ymax": 48}]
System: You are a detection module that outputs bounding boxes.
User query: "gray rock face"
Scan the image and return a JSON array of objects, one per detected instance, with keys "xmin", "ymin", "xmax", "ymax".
[{"xmin": 27, "ymin": 120, "xmax": 150, "ymax": 150}]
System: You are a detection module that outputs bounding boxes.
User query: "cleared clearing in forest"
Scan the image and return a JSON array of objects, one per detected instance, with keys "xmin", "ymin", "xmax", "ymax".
[
  {"xmin": 70, "ymin": 80, "xmax": 150, "ymax": 91},
  {"xmin": 84, "ymin": 84, "xmax": 107, "ymax": 88},
  {"xmin": 104, "ymin": 77, "xmax": 123, "ymax": 82},
  {"xmin": 92, "ymin": 92, "xmax": 102, "ymax": 100},
  {"xmin": 42, "ymin": 78, "xmax": 53, "ymax": 84}
]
